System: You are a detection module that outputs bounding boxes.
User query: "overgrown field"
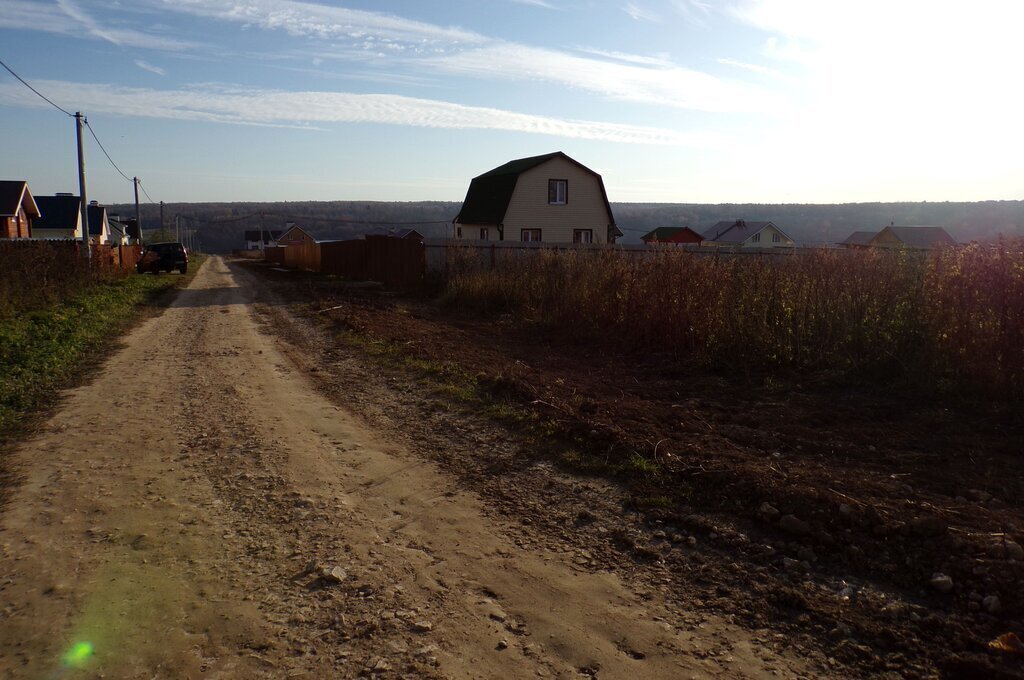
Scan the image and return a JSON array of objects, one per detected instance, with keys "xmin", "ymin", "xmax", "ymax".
[
  {"xmin": 0, "ymin": 244, "xmax": 200, "ymax": 441},
  {"xmin": 443, "ymin": 241, "xmax": 1024, "ymax": 398}
]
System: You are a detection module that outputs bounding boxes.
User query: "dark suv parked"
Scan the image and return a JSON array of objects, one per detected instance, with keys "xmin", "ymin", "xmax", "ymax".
[{"xmin": 137, "ymin": 242, "xmax": 188, "ymax": 274}]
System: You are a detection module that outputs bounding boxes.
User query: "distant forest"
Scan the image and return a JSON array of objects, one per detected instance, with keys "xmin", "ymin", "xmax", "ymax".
[{"xmin": 109, "ymin": 200, "xmax": 1024, "ymax": 254}]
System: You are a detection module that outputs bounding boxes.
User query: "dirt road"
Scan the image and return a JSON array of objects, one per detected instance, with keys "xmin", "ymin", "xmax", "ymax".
[{"xmin": 0, "ymin": 257, "xmax": 818, "ymax": 678}]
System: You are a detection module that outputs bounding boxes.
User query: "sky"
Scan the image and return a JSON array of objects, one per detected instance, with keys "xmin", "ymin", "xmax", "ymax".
[{"xmin": 1, "ymin": 0, "xmax": 1022, "ymax": 206}]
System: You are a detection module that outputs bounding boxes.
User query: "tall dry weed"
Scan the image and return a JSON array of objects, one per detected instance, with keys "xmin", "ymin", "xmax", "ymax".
[{"xmin": 443, "ymin": 241, "xmax": 1024, "ymax": 398}]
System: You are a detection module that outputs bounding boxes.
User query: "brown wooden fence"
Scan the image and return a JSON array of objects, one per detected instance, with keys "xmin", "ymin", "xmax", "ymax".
[
  {"xmin": 320, "ymin": 236, "xmax": 424, "ymax": 287},
  {"xmin": 266, "ymin": 236, "xmax": 425, "ymax": 287}
]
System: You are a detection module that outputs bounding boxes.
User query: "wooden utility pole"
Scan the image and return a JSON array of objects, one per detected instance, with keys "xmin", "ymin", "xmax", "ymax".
[
  {"xmin": 160, "ymin": 201, "xmax": 165, "ymax": 240},
  {"xmin": 74, "ymin": 112, "xmax": 91, "ymax": 260},
  {"xmin": 133, "ymin": 177, "xmax": 143, "ymax": 246}
]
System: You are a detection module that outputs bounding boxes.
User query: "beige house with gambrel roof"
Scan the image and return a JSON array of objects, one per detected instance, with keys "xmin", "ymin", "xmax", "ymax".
[
  {"xmin": 454, "ymin": 152, "xmax": 620, "ymax": 244},
  {"xmin": 703, "ymin": 220, "xmax": 794, "ymax": 248}
]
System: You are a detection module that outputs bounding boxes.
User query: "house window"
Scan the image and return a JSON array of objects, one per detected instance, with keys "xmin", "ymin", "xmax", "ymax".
[
  {"xmin": 548, "ymin": 179, "xmax": 568, "ymax": 205},
  {"xmin": 573, "ymin": 229, "xmax": 593, "ymax": 244},
  {"xmin": 752, "ymin": 233, "xmax": 761, "ymax": 243},
  {"xmin": 772, "ymin": 232, "xmax": 781, "ymax": 243},
  {"xmin": 456, "ymin": 226, "xmax": 462, "ymax": 238},
  {"xmin": 521, "ymin": 229, "xmax": 542, "ymax": 242},
  {"xmin": 480, "ymin": 228, "xmax": 489, "ymax": 240}
]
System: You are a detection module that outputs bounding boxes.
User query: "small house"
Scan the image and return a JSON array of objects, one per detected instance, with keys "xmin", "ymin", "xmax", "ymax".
[
  {"xmin": 86, "ymin": 202, "xmax": 110, "ymax": 245},
  {"xmin": 641, "ymin": 227, "xmax": 703, "ymax": 245},
  {"xmin": 703, "ymin": 220, "xmax": 794, "ymax": 248},
  {"xmin": 0, "ymin": 180, "xmax": 40, "ymax": 239},
  {"xmin": 244, "ymin": 229, "xmax": 283, "ymax": 250},
  {"xmin": 277, "ymin": 224, "xmax": 317, "ymax": 247},
  {"xmin": 33, "ymin": 194, "xmax": 83, "ymax": 240},
  {"xmin": 869, "ymin": 226, "xmax": 956, "ymax": 250},
  {"xmin": 107, "ymin": 214, "xmax": 133, "ymax": 246},
  {"xmin": 454, "ymin": 151, "xmax": 620, "ymax": 244},
  {"xmin": 840, "ymin": 231, "xmax": 877, "ymax": 249}
]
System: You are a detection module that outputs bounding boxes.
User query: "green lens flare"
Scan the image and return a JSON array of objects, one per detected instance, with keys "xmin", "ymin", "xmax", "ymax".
[{"xmin": 62, "ymin": 641, "xmax": 94, "ymax": 667}]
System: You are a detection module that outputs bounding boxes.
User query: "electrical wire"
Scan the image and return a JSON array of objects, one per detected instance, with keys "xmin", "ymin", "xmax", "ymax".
[
  {"xmin": 0, "ymin": 57, "xmax": 73, "ymax": 117},
  {"xmin": 84, "ymin": 120, "xmax": 133, "ymax": 183},
  {"xmin": 137, "ymin": 179, "xmax": 157, "ymax": 205}
]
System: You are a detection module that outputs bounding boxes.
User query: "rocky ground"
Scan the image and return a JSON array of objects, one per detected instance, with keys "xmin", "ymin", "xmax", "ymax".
[{"xmin": 237, "ymin": 259, "xmax": 1024, "ymax": 679}]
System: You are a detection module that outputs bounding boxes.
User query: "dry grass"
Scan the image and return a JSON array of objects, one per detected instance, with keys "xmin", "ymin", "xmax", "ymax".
[
  {"xmin": 0, "ymin": 241, "xmax": 127, "ymax": 319},
  {"xmin": 443, "ymin": 242, "xmax": 1024, "ymax": 398}
]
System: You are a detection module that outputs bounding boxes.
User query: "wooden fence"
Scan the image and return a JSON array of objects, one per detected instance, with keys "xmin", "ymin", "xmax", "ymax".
[{"xmin": 264, "ymin": 236, "xmax": 424, "ymax": 287}]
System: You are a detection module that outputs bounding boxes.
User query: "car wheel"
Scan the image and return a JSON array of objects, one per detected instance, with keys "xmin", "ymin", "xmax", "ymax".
[{"xmin": 179, "ymin": 265, "xmax": 188, "ymax": 274}]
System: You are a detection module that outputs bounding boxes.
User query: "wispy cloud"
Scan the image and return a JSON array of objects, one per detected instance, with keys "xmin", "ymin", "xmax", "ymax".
[
  {"xmin": 160, "ymin": 0, "xmax": 483, "ymax": 47},
  {"xmin": 670, "ymin": 0, "xmax": 712, "ymax": 27},
  {"xmin": 0, "ymin": 0, "xmax": 198, "ymax": 50},
  {"xmin": 135, "ymin": 60, "xmax": 166, "ymax": 76},
  {"xmin": 156, "ymin": 0, "xmax": 772, "ymax": 113},
  {"xmin": 56, "ymin": 0, "xmax": 122, "ymax": 45},
  {"xmin": 623, "ymin": 2, "xmax": 660, "ymax": 22},
  {"xmin": 428, "ymin": 43, "xmax": 780, "ymax": 113},
  {"xmin": 507, "ymin": 0, "xmax": 560, "ymax": 8},
  {"xmin": 0, "ymin": 79, "xmax": 725, "ymax": 147},
  {"xmin": 717, "ymin": 57, "xmax": 779, "ymax": 77}
]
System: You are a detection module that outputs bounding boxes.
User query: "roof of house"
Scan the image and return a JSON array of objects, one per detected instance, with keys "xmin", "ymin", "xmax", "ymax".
[
  {"xmin": 703, "ymin": 219, "xmax": 792, "ymax": 244},
  {"xmin": 278, "ymin": 224, "xmax": 316, "ymax": 242},
  {"xmin": 0, "ymin": 180, "xmax": 40, "ymax": 218},
  {"xmin": 244, "ymin": 229, "xmax": 283, "ymax": 242},
  {"xmin": 454, "ymin": 151, "xmax": 616, "ymax": 228},
  {"xmin": 86, "ymin": 204, "xmax": 107, "ymax": 236},
  {"xmin": 841, "ymin": 230, "xmax": 878, "ymax": 246},
  {"xmin": 875, "ymin": 226, "xmax": 957, "ymax": 249},
  {"xmin": 34, "ymin": 195, "xmax": 82, "ymax": 229},
  {"xmin": 640, "ymin": 226, "xmax": 702, "ymax": 242}
]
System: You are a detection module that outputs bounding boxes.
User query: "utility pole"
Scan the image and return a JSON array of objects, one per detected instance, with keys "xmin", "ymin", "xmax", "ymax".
[
  {"xmin": 160, "ymin": 201, "xmax": 165, "ymax": 240},
  {"xmin": 74, "ymin": 112, "xmax": 91, "ymax": 260},
  {"xmin": 175, "ymin": 215, "xmax": 180, "ymax": 243},
  {"xmin": 133, "ymin": 177, "xmax": 143, "ymax": 246}
]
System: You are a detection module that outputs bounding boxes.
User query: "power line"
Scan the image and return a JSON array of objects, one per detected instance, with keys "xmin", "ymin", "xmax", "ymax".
[
  {"xmin": 137, "ymin": 179, "xmax": 157, "ymax": 205},
  {"xmin": 84, "ymin": 120, "xmax": 133, "ymax": 183},
  {"xmin": 0, "ymin": 57, "xmax": 73, "ymax": 117}
]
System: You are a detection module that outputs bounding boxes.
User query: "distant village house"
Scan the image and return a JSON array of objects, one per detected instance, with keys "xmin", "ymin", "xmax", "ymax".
[
  {"xmin": 640, "ymin": 227, "xmax": 703, "ymax": 245},
  {"xmin": 244, "ymin": 229, "xmax": 283, "ymax": 250},
  {"xmin": 702, "ymin": 220, "xmax": 794, "ymax": 248},
  {"xmin": 454, "ymin": 151, "xmax": 621, "ymax": 244},
  {"xmin": 841, "ymin": 225, "xmax": 957, "ymax": 250},
  {"xmin": 0, "ymin": 180, "xmax": 39, "ymax": 239},
  {"xmin": 32, "ymin": 194, "xmax": 83, "ymax": 240},
  {"xmin": 277, "ymin": 223, "xmax": 317, "ymax": 247}
]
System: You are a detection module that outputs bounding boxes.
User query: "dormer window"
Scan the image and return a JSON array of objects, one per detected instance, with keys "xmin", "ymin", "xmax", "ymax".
[{"xmin": 548, "ymin": 179, "xmax": 568, "ymax": 205}]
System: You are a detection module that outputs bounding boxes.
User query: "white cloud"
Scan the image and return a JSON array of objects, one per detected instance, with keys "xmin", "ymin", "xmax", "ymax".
[
  {"xmin": 716, "ymin": 57, "xmax": 778, "ymax": 77},
  {"xmin": 56, "ymin": 0, "xmax": 121, "ymax": 45},
  {"xmin": 507, "ymin": 0, "xmax": 559, "ymax": 8},
  {"xmin": 671, "ymin": 0, "xmax": 712, "ymax": 26},
  {"xmin": 157, "ymin": 0, "xmax": 772, "ymax": 113},
  {"xmin": 0, "ymin": 0, "xmax": 198, "ymax": 50},
  {"xmin": 135, "ymin": 60, "xmax": 166, "ymax": 76},
  {"xmin": 623, "ymin": 3, "xmax": 660, "ymax": 22},
  {"xmin": 0, "ymin": 79, "xmax": 725, "ymax": 147},
  {"xmin": 160, "ymin": 0, "xmax": 483, "ymax": 46},
  {"xmin": 428, "ymin": 43, "xmax": 780, "ymax": 113}
]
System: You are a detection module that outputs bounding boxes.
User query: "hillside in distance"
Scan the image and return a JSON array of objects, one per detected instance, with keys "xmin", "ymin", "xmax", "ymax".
[{"xmin": 111, "ymin": 199, "xmax": 1024, "ymax": 253}]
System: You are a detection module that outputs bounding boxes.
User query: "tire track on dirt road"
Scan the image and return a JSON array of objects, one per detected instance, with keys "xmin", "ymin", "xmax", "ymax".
[{"xmin": 0, "ymin": 256, "xmax": 820, "ymax": 678}]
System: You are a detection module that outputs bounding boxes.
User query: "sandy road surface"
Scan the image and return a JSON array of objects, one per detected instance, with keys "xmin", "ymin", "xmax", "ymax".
[{"xmin": 0, "ymin": 257, "xmax": 817, "ymax": 679}]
